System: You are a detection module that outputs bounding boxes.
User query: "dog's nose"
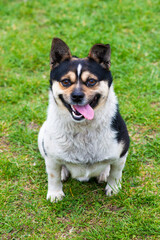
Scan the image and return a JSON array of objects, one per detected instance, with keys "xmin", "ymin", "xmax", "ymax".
[{"xmin": 71, "ymin": 90, "xmax": 85, "ymax": 103}]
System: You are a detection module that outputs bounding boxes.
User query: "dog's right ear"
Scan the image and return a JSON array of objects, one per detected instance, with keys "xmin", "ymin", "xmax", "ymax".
[
  {"xmin": 50, "ymin": 38, "xmax": 72, "ymax": 69},
  {"xmin": 88, "ymin": 44, "xmax": 111, "ymax": 70}
]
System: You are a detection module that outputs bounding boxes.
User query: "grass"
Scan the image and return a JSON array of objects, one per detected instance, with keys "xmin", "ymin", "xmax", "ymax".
[{"xmin": 0, "ymin": 0, "xmax": 159, "ymax": 239}]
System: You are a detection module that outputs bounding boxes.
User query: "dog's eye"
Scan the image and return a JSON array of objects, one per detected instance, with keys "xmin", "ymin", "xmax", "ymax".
[
  {"xmin": 61, "ymin": 79, "xmax": 72, "ymax": 87},
  {"xmin": 86, "ymin": 78, "xmax": 97, "ymax": 87}
]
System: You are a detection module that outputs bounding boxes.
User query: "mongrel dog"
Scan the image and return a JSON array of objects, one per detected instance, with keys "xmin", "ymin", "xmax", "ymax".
[{"xmin": 38, "ymin": 38, "xmax": 130, "ymax": 202}]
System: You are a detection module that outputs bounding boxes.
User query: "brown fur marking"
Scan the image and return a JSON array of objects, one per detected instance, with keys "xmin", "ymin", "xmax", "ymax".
[
  {"xmin": 81, "ymin": 71, "xmax": 98, "ymax": 83},
  {"xmin": 61, "ymin": 71, "xmax": 76, "ymax": 83}
]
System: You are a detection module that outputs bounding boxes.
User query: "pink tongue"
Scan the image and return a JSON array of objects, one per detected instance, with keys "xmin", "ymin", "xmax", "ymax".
[{"xmin": 73, "ymin": 104, "xmax": 94, "ymax": 120}]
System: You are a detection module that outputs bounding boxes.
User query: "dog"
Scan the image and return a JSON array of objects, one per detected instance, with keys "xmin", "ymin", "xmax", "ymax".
[{"xmin": 38, "ymin": 38, "xmax": 130, "ymax": 202}]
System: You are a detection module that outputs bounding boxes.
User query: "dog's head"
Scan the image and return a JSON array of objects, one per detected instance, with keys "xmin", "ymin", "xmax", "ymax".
[{"xmin": 50, "ymin": 38, "xmax": 112, "ymax": 122}]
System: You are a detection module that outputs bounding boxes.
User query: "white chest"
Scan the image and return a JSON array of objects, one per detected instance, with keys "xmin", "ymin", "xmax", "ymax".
[{"xmin": 45, "ymin": 123, "xmax": 122, "ymax": 165}]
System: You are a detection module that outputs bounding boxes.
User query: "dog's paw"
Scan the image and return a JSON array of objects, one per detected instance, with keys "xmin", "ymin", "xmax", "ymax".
[
  {"xmin": 76, "ymin": 177, "xmax": 90, "ymax": 182},
  {"xmin": 47, "ymin": 190, "xmax": 65, "ymax": 202},
  {"xmin": 61, "ymin": 166, "xmax": 70, "ymax": 182},
  {"xmin": 105, "ymin": 183, "xmax": 121, "ymax": 196}
]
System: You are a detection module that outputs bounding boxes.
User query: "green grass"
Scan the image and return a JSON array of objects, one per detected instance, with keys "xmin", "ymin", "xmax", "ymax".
[{"xmin": 0, "ymin": 0, "xmax": 159, "ymax": 239}]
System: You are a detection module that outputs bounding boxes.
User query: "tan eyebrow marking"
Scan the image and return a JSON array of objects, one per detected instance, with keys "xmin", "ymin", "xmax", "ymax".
[
  {"xmin": 61, "ymin": 71, "xmax": 76, "ymax": 83},
  {"xmin": 81, "ymin": 71, "xmax": 98, "ymax": 82}
]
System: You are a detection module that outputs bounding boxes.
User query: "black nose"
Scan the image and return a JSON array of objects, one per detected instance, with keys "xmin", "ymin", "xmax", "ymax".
[{"xmin": 71, "ymin": 90, "xmax": 85, "ymax": 103}]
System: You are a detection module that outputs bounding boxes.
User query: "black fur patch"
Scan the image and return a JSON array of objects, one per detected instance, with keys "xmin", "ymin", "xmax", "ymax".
[
  {"xmin": 42, "ymin": 139, "xmax": 48, "ymax": 157},
  {"xmin": 50, "ymin": 58, "xmax": 113, "ymax": 87},
  {"xmin": 87, "ymin": 58, "xmax": 112, "ymax": 87},
  {"xmin": 111, "ymin": 105, "xmax": 130, "ymax": 157}
]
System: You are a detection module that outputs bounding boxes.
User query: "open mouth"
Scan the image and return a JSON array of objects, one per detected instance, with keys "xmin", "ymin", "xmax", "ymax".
[{"xmin": 59, "ymin": 94, "xmax": 101, "ymax": 121}]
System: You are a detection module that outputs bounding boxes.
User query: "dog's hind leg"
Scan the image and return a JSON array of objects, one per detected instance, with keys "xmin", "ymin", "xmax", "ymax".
[
  {"xmin": 97, "ymin": 164, "xmax": 110, "ymax": 183},
  {"xmin": 61, "ymin": 165, "xmax": 70, "ymax": 182},
  {"xmin": 105, "ymin": 153, "xmax": 127, "ymax": 196}
]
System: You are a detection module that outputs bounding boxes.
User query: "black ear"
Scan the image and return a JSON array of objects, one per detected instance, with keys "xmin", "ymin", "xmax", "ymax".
[
  {"xmin": 50, "ymin": 38, "xmax": 72, "ymax": 69},
  {"xmin": 88, "ymin": 44, "xmax": 111, "ymax": 70}
]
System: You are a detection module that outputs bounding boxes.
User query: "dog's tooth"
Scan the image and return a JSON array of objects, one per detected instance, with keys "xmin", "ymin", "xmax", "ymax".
[
  {"xmin": 72, "ymin": 111, "xmax": 82, "ymax": 118},
  {"xmin": 71, "ymin": 105, "xmax": 76, "ymax": 112}
]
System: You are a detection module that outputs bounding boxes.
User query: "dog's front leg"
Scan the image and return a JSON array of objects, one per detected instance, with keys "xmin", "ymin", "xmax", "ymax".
[
  {"xmin": 105, "ymin": 154, "xmax": 127, "ymax": 196},
  {"xmin": 46, "ymin": 160, "xmax": 65, "ymax": 202}
]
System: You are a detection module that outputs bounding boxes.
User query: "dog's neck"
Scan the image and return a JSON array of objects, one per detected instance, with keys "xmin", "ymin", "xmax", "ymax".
[{"xmin": 47, "ymin": 84, "xmax": 118, "ymax": 131}]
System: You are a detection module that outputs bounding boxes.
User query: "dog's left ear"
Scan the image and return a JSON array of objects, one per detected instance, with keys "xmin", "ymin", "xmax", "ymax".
[
  {"xmin": 50, "ymin": 38, "xmax": 72, "ymax": 69},
  {"xmin": 88, "ymin": 44, "xmax": 111, "ymax": 70}
]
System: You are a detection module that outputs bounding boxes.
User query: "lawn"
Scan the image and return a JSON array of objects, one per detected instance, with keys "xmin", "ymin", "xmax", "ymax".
[{"xmin": 0, "ymin": 0, "xmax": 159, "ymax": 239}]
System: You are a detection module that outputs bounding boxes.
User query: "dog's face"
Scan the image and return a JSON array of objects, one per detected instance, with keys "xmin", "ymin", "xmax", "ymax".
[{"xmin": 50, "ymin": 38, "xmax": 112, "ymax": 121}]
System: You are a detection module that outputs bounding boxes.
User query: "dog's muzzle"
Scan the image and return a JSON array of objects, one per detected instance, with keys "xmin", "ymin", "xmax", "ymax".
[
  {"xmin": 59, "ymin": 93, "xmax": 101, "ymax": 121},
  {"xmin": 71, "ymin": 89, "xmax": 85, "ymax": 104}
]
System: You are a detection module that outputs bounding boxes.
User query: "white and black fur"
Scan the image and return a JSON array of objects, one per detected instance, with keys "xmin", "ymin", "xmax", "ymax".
[{"xmin": 38, "ymin": 38, "xmax": 130, "ymax": 202}]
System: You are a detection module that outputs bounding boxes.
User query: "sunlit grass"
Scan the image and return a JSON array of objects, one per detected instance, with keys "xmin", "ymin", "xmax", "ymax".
[{"xmin": 0, "ymin": 0, "xmax": 159, "ymax": 239}]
